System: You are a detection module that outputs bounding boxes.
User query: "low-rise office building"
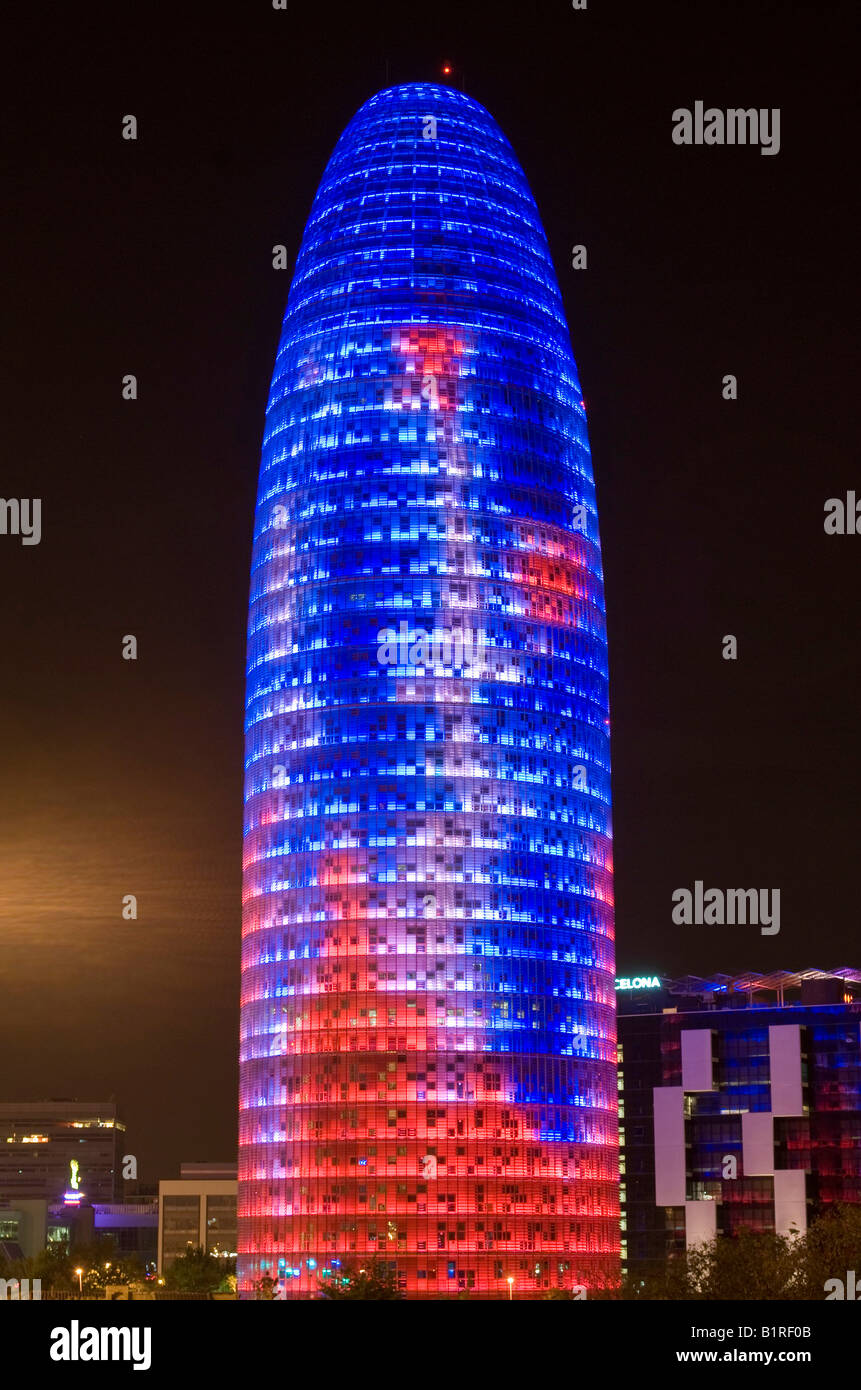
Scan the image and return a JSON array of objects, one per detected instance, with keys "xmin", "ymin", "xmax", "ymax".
[{"xmin": 158, "ymin": 1163, "xmax": 237, "ymax": 1271}]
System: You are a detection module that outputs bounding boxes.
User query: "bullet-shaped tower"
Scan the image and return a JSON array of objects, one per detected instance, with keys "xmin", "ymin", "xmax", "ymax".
[{"xmin": 239, "ymin": 83, "xmax": 617, "ymax": 1299}]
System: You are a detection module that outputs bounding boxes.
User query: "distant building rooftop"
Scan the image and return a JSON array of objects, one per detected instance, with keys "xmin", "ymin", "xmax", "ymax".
[
  {"xmin": 179, "ymin": 1162, "xmax": 237, "ymax": 1180},
  {"xmin": 617, "ymin": 966, "xmax": 861, "ymax": 1013}
]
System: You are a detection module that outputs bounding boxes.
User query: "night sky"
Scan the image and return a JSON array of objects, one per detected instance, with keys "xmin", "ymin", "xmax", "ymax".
[{"xmin": 3, "ymin": 0, "xmax": 857, "ymax": 1186}]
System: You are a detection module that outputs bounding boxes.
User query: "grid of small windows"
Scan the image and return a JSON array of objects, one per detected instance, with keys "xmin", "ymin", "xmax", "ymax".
[
  {"xmin": 162, "ymin": 1197, "xmax": 201, "ymax": 1268},
  {"xmin": 239, "ymin": 83, "xmax": 616, "ymax": 1298},
  {"xmin": 205, "ymin": 1195, "xmax": 238, "ymax": 1259}
]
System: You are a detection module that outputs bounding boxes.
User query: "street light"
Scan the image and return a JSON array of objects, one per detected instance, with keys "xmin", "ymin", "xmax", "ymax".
[
  {"xmin": 507, "ymin": 1275, "xmax": 514, "ymax": 1301},
  {"xmin": 74, "ymin": 1267, "xmax": 83, "ymax": 1293}
]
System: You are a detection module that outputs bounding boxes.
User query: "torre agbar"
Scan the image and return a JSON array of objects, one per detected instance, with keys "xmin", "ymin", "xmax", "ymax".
[{"xmin": 239, "ymin": 83, "xmax": 617, "ymax": 1299}]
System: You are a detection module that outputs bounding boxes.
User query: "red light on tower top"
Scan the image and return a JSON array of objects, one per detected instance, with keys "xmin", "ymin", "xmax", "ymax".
[{"xmin": 442, "ymin": 64, "xmax": 452, "ymax": 76}]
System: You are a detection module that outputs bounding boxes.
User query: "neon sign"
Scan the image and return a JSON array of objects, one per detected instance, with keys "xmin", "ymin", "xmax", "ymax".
[{"xmin": 615, "ymin": 975, "xmax": 661, "ymax": 991}]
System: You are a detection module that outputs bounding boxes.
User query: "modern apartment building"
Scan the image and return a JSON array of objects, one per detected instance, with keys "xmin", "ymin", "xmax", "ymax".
[{"xmin": 617, "ymin": 968, "xmax": 861, "ymax": 1277}]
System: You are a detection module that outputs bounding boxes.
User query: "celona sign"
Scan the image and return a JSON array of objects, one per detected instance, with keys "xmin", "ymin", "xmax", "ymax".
[{"xmin": 615, "ymin": 976, "xmax": 661, "ymax": 991}]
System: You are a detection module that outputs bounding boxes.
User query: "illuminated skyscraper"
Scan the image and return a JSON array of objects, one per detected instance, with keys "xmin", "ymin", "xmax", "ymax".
[{"xmin": 239, "ymin": 83, "xmax": 617, "ymax": 1298}]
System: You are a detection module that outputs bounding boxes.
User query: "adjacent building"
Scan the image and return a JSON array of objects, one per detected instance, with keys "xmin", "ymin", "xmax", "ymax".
[
  {"xmin": 0, "ymin": 1196, "xmax": 158, "ymax": 1269},
  {"xmin": 158, "ymin": 1163, "xmax": 237, "ymax": 1271},
  {"xmin": 0, "ymin": 1100, "xmax": 125, "ymax": 1205},
  {"xmin": 0, "ymin": 1199, "xmax": 50, "ymax": 1262},
  {"xmin": 617, "ymin": 968, "xmax": 861, "ymax": 1279},
  {"xmin": 239, "ymin": 82, "xmax": 617, "ymax": 1298}
]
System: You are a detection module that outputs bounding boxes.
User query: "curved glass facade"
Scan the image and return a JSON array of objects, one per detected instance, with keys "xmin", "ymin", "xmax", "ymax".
[{"xmin": 239, "ymin": 82, "xmax": 617, "ymax": 1298}]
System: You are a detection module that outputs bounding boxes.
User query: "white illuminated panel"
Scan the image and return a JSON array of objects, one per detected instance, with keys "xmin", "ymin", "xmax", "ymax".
[
  {"xmin": 681, "ymin": 1028, "xmax": 714, "ymax": 1092},
  {"xmin": 774, "ymin": 1168, "xmax": 807, "ymax": 1237},
  {"xmin": 653, "ymin": 1086, "xmax": 686, "ymax": 1205},
  {"xmin": 685, "ymin": 1198, "xmax": 717, "ymax": 1248},
  {"xmin": 769, "ymin": 1024, "xmax": 804, "ymax": 1116},
  {"xmin": 741, "ymin": 1111, "xmax": 774, "ymax": 1176}
]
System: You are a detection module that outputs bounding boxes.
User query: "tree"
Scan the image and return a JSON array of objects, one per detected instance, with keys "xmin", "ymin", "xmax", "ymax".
[
  {"xmin": 70, "ymin": 1239, "xmax": 142, "ymax": 1294},
  {"xmin": 793, "ymin": 1203, "xmax": 861, "ymax": 1299},
  {"xmin": 685, "ymin": 1227, "xmax": 800, "ymax": 1301},
  {"xmin": 0, "ymin": 1237, "xmax": 142, "ymax": 1295},
  {"xmin": 593, "ymin": 1229, "xmax": 800, "ymax": 1302},
  {"xmin": 1, "ymin": 1244, "xmax": 74, "ymax": 1294},
  {"xmin": 591, "ymin": 1254, "xmax": 695, "ymax": 1301},
  {"xmin": 255, "ymin": 1275, "xmax": 279, "ymax": 1300},
  {"xmin": 163, "ymin": 1244, "xmax": 232, "ymax": 1294},
  {"xmin": 318, "ymin": 1258, "xmax": 403, "ymax": 1301}
]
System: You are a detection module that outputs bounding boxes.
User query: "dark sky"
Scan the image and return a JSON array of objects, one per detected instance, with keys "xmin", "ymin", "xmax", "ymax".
[{"xmin": 2, "ymin": 0, "xmax": 857, "ymax": 1186}]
